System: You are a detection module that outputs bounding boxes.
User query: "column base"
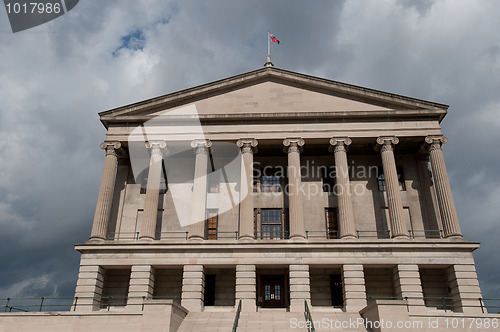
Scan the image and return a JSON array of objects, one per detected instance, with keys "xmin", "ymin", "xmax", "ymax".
[
  {"xmin": 289, "ymin": 235, "xmax": 306, "ymax": 241},
  {"xmin": 392, "ymin": 234, "xmax": 410, "ymax": 240},
  {"xmin": 139, "ymin": 236, "xmax": 155, "ymax": 242},
  {"xmin": 444, "ymin": 233, "xmax": 464, "ymax": 240},
  {"xmin": 340, "ymin": 234, "xmax": 357, "ymax": 240},
  {"xmin": 238, "ymin": 235, "xmax": 255, "ymax": 241},
  {"xmin": 188, "ymin": 236, "xmax": 204, "ymax": 241},
  {"xmin": 87, "ymin": 237, "xmax": 106, "ymax": 243}
]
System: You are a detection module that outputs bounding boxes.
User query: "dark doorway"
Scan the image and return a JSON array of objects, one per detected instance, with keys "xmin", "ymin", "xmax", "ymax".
[
  {"xmin": 330, "ymin": 274, "xmax": 344, "ymax": 308},
  {"xmin": 260, "ymin": 275, "xmax": 285, "ymax": 308},
  {"xmin": 204, "ymin": 274, "xmax": 216, "ymax": 306}
]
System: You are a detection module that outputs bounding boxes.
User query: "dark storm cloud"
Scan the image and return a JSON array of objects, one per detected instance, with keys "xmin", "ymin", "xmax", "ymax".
[{"xmin": 0, "ymin": 0, "xmax": 499, "ymax": 304}]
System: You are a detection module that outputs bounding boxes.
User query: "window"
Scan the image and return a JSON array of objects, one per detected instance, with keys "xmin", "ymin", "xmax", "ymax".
[
  {"xmin": 205, "ymin": 209, "xmax": 218, "ymax": 240},
  {"xmin": 325, "ymin": 208, "xmax": 338, "ymax": 239},
  {"xmin": 207, "ymin": 172, "xmax": 219, "ymax": 193},
  {"xmin": 140, "ymin": 165, "xmax": 168, "ymax": 194},
  {"xmin": 322, "ymin": 166, "xmax": 336, "ymax": 193},
  {"xmin": 260, "ymin": 167, "xmax": 281, "ymax": 192},
  {"xmin": 377, "ymin": 166, "xmax": 405, "ymax": 191},
  {"xmin": 274, "ymin": 285, "xmax": 281, "ymax": 300},
  {"xmin": 261, "ymin": 209, "xmax": 283, "ymax": 239}
]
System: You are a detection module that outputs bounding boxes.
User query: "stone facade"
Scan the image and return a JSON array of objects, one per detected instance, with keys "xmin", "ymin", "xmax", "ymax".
[{"xmin": 2, "ymin": 67, "xmax": 497, "ymax": 331}]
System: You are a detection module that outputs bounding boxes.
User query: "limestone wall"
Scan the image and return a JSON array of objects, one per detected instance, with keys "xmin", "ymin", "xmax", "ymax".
[
  {"xmin": 310, "ymin": 267, "xmax": 342, "ymax": 307},
  {"xmin": 365, "ymin": 267, "xmax": 396, "ymax": 301},
  {"xmin": 108, "ymin": 152, "xmax": 440, "ymax": 241},
  {"xmin": 153, "ymin": 268, "xmax": 183, "ymax": 300},
  {"xmin": 101, "ymin": 268, "xmax": 131, "ymax": 307}
]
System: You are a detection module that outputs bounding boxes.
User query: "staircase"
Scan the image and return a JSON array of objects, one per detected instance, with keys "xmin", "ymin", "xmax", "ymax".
[
  {"xmin": 176, "ymin": 311, "xmax": 235, "ymax": 332},
  {"xmin": 176, "ymin": 309, "xmax": 369, "ymax": 332},
  {"xmin": 309, "ymin": 311, "xmax": 369, "ymax": 331},
  {"xmin": 236, "ymin": 311, "xmax": 304, "ymax": 332}
]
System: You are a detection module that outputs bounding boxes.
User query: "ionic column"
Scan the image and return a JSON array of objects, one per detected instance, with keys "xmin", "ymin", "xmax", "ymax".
[
  {"xmin": 376, "ymin": 137, "xmax": 408, "ymax": 239},
  {"xmin": 139, "ymin": 141, "xmax": 167, "ymax": 241},
  {"xmin": 425, "ymin": 136, "xmax": 462, "ymax": 238},
  {"xmin": 329, "ymin": 138, "xmax": 356, "ymax": 239},
  {"xmin": 283, "ymin": 138, "xmax": 306, "ymax": 240},
  {"xmin": 90, "ymin": 141, "xmax": 122, "ymax": 241},
  {"xmin": 236, "ymin": 139, "xmax": 258, "ymax": 240},
  {"xmin": 188, "ymin": 139, "xmax": 211, "ymax": 240}
]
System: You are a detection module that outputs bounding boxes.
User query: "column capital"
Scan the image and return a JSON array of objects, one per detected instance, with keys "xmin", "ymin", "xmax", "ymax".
[
  {"xmin": 283, "ymin": 137, "xmax": 305, "ymax": 153},
  {"xmin": 376, "ymin": 136, "xmax": 399, "ymax": 152},
  {"xmin": 190, "ymin": 139, "xmax": 212, "ymax": 154},
  {"xmin": 329, "ymin": 137, "xmax": 352, "ymax": 153},
  {"xmin": 424, "ymin": 135, "xmax": 448, "ymax": 151},
  {"xmin": 145, "ymin": 140, "xmax": 167, "ymax": 156},
  {"xmin": 236, "ymin": 138, "xmax": 258, "ymax": 154},
  {"xmin": 100, "ymin": 141, "xmax": 122, "ymax": 156}
]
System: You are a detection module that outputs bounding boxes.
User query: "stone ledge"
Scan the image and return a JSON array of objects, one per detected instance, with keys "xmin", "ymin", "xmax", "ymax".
[{"xmin": 75, "ymin": 240, "xmax": 479, "ymax": 252}]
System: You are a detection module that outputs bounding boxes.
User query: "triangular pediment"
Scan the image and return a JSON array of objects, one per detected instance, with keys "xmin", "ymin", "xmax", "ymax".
[{"xmin": 99, "ymin": 68, "xmax": 448, "ymax": 127}]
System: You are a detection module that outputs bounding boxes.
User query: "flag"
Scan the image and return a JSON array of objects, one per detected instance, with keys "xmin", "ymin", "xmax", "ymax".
[{"xmin": 270, "ymin": 33, "xmax": 280, "ymax": 44}]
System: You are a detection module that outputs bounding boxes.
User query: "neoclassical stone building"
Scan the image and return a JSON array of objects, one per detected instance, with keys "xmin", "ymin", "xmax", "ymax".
[{"xmin": 4, "ymin": 67, "xmax": 496, "ymax": 332}]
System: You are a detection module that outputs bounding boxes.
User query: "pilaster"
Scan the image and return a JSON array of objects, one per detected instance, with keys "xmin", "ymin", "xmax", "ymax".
[
  {"xmin": 393, "ymin": 264, "xmax": 425, "ymax": 313},
  {"xmin": 127, "ymin": 265, "xmax": 155, "ymax": 311},
  {"xmin": 181, "ymin": 265, "xmax": 205, "ymax": 312},
  {"xmin": 342, "ymin": 264, "xmax": 366, "ymax": 312},
  {"xmin": 447, "ymin": 264, "xmax": 483, "ymax": 314},
  {"xmin": 73, "ymin": 265, "xmax": 104, "ymax": 312},
  {"xmin": 289, "ymin": 264, "xmax": 310, "ymax": 312},
  {"xmin": 235, "ymin": 265, "xmax": 256, "ymax": 312}
]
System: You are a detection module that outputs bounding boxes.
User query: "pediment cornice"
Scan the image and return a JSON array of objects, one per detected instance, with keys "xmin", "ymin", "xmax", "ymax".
[{"xmin": 99, "ymin": 67, "xmax": 448, "ymax": 128}]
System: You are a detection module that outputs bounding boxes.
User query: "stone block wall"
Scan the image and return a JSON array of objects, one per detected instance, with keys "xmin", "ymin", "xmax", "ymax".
[
  {"xmin": 153, "ymin": 267, "xmax": 183, "ymax": 301},
  {"xmin": 364, "ymin": 267, "xmax": 396, "ymax": 302}
]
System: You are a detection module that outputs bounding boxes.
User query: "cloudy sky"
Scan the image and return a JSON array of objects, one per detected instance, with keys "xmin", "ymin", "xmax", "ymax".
[{"xmin": 0, "ymin": 0, "xmax": 499, "ymax": 306}]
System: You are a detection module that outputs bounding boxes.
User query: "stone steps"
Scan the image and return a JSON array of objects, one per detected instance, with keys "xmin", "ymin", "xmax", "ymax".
[
  {"xmin": 236, "ymin": 311, "xmax": 304, "ymax": 332},
  {"xmin": 308, "ymin": 311, "xmax": 369, "ymax": 331},
  {"xmin": 176, "ymin": 310, "xmax": 369, "ymax": 332},
  {"xmin": 176, "ymin": 311, "xmax": 235, "ymax": 332}
]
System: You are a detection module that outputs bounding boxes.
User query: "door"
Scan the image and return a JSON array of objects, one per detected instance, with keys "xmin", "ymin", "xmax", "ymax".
[
  {"xmin": 261, "ymin": 275, "xmax": 285, "ymax": 308},
  {"xmin": 204, "ymin": 274, "xmax": 216, "ymax": 306},
  {"xmin": 330, "ymin": 274, "xmax": 344, "ymax": 308}
]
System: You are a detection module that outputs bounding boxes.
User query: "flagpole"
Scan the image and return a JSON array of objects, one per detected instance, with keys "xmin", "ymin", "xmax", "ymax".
[
  {"xmin": 267, "ymin": 31, "xmax": 270, "ymax": 57},
  {"xmin": 265, "ymin": 30, "xmax": 274, "ymax": 67}
]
